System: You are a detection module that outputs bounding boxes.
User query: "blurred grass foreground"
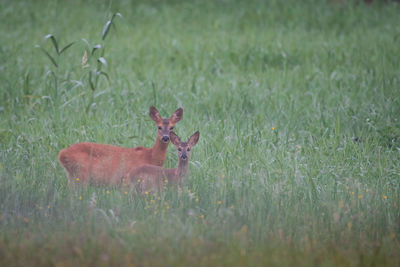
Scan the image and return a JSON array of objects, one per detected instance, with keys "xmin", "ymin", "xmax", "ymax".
[{"xmin": 0, "ymin": 0, "xmax": 400, "ymax": 266}]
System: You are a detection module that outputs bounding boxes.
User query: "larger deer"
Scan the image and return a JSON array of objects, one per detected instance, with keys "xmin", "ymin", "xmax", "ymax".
[
  {"xmin": 127, "ymin": 131, "xmax": 199, "ymax": 193},
  {"xmin": 58, "ymin": 106, "xmax": 183, "ymax": 185}
]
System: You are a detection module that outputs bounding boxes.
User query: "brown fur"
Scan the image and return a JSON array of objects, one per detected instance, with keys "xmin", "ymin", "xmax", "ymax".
[
  {"xmin": 58, "ymin": 106, "xmax": 183, "ymax": 185},
  {"xmin": 127, "ymin": 131, "xmax": 199, "ymax": 193}
]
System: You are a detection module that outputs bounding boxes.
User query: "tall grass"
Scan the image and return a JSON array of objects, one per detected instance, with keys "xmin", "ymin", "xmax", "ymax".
[{"xmin": 1, "ymin": 0, "xmax": 399, "ymax": 266}]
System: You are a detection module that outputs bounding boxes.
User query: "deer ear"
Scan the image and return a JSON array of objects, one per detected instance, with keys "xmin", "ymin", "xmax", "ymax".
[
  {"xmin": 188, "ymin": 131, "xmax": 200, "ymax": 147},
  {"xmin": 149, "ymin": 106, "xmax": 162, "ymax": 123},
  {"xmin": 170, "ymin": 132, "xmax": 181, "ymax": 146},
  {"xmin": 170, "ymin": 107, "xmax": 183, "ymax": 124}
]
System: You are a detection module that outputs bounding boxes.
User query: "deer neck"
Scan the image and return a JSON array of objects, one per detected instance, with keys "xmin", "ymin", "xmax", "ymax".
[
  {"xmin": 151, "ymin": 137, "xmax": 169, "ymax": 166},
  {"xmin": 176, "ymin": 158, "xmax": 189, "ymax": 179},
  {"xmin": 164, "ymin": 160, "xmax": 188, "ymax": 185}
]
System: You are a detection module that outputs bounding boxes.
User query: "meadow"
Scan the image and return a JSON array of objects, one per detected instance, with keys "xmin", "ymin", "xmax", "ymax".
[{"xmin": 1, "ymin": 0, "xmax": 400, "ymax": 266}]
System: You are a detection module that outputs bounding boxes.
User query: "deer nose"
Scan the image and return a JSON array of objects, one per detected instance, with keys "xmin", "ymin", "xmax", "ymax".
[
  {"xmin": 162, "ymin": 136, "xmax": 170, "ymax": 142},
  {"xmin": 181, "ymin": 154, "xmax": 187, "ymax": 160}
]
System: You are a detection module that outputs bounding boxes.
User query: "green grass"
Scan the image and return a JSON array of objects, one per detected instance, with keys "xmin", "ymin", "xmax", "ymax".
[{"xmin": 1, "ymin": 0, "xmax": 400, "ymax": 266}]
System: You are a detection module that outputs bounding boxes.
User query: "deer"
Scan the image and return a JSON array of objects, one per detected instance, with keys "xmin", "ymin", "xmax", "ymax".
[
  {"xmin": 126, "ymin": 131, "xmax": 199, "ymax": 194},
  {"xmin": 58, "ymin": 106, "xmax": 183, "ymax": 185}
]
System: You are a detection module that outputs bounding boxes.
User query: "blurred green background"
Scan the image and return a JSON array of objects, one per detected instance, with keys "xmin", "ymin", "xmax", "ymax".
[{"xmin": 1, "ymin": 0, "xmax": 399, "ymax": 266}]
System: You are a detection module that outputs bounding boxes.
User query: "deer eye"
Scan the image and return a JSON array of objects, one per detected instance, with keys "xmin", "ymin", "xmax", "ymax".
[
  {"xmin": 187, "ymin": 148, "xmax": 191, "ymax": 152},
  {"xmin": 178, "ymin": 148, "xmax": 182, "ymax": 151},
  {"xmin": 169, "ymin": 126, "xmax": 174, "ymax": 130},
  {"xmin": 158, "ymin": 126, "xmax": 162, "ymax": 130}
]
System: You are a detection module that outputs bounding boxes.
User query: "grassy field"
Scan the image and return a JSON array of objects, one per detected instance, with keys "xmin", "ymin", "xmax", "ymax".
[{"xmin": 1, "ymin": 0, "xmax": 400, "ymax": 266}]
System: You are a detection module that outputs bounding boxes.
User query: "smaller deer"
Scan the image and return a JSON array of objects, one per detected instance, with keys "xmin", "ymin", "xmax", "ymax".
[{"xmin": 127, "ymin": 131, "xmax": 200, "ymax": 193}]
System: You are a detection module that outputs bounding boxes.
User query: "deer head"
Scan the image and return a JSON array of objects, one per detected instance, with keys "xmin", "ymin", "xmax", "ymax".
[
  {"xmin": 170, "ymin": 131, "xmax": 200, "ymax": 161},
  {"xmin": 150, "ymin": 106, "xmax": 183, "ymax": 143}
]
